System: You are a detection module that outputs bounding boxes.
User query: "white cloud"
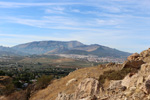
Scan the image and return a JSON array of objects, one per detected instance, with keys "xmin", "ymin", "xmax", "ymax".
[
  {"xmin": 0, "ymin": 15, "xmax": 122, "ymax": 31},
  {"xmin": 0, "ymin": 2, "xmax": 81, "ymax": 8},
  {"xmin": 45, "ymin": 7, "xmax": 65, "ymax": 14},
  {"xmin": 0, "ymin": 33, "xmax": 82, "ymax": 47},
  {"xmin": 71, "ymin": 9, "xmax": 80, "ymax": 13},
  {"xmin": 0, "ymin": 0, "xmax": 150, "ymax": 53}
]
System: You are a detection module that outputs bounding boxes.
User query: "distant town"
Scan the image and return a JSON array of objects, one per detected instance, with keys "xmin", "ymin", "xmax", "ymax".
[{"xmin": 55, "ymin": 54, "xmax": 125, "ymax": 63}]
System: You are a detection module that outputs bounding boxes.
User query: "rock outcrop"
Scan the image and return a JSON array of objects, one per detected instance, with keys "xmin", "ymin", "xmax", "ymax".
[
  {"xmin": 56, "ymin": 78, "xmax": 99, "ymax": 100},
  {"xmin": 140, "ymin": 48, "xmax": 150, "ymax": 57},
  {"xmin": 30, "ymin": 48, "xmax": 150, "ymax": 100},
  {"xmin": 122, "ymin": 60, "xmax": 144, "ymax": 69},
  {"xmin": 127, "ymin": 53, "xmax": 140, "ymax": 61},
  {"xmin": 75, "ymin": 78, "xmax": 99, "ymax": 99}
]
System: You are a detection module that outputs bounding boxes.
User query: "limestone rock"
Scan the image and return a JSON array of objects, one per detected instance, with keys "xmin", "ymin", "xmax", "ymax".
[
  {"xmin": 56, "ymin": 78, "xmax": 100, "ymax": 100},
  {"xmin": 140, "ymin": 63, "xmax": 150, "ymax": 75},
  {"xmin": 127, "ymin": 53, "xmax": 140, "ymax": 61},
  {"xmin": 66, "ymin": 78, "xmax": 77, "ymax": 86},
  {"xmin": 56, "ymin": 92, "xmax": 75, "ymax": 100},
  {"xmin": 106, "ymin": 62, "xmax": 115, "ymax": 67},
  {"xmin": 108, "ymin": 80, "xmax": 122, "ymax": 90},
  {"xmin": 121, "ymin": 74, "xmax": 138, "ymax": 89},
  {"xmin": 75, "ymin": 78, "xmax": 99, "ymax": 99},
  {"xmin": 140, "ymin": 48, "xmax": 150, "ymax": 58},
  {"xmin": 131, "ymin": 91, "xmax": 145, "ymax": 100},
  {"xmin": 143, "ymin": 75, "xmax": 150, "ymax": 94},
  {"xmin": 129, "ymin": 87, "xmax": 136, "ymax": 92},
  {"xmin": 136, "ymin": 76, "xmax": 144, "ymax": 87},
  {"xmin": 122, "ymin": 60, "xmax": 144, "ymax": 69}
]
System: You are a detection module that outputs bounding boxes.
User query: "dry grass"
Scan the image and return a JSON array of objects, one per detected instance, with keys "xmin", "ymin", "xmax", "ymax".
[
  {"xmin": 19, "ymin": 57, "xmax": 75, "ymax": 64},
  {"xmin": 30, "ymin": 63, "xmax": 122, "ymax": 100}
]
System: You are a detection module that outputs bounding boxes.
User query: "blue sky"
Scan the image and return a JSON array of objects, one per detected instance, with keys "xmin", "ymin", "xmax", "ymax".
[{"xmin": 0, "ymin": 0, "xmax": 150, "ymax": 53}]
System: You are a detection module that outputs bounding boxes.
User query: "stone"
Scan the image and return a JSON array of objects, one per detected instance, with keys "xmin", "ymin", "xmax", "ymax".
[
  {"xmin": 121, "ymin": 74, "xmax": 138, "ymax": 89},
  {"xmin": 106, "ymin": 62, "xmax": 115, "ymax": 67},
  {"xmin": 131, "ymin": 91, "xmax": 145, "ymax": 100},
  {"xmin": 66, "ymin": 78, "xmax": 77, "ymax": 86},
  {"xmin": 124, "ymin": 91, "xmax": 133, "ymax": 97},
  {"xmin": 127, "ymin": 53, "xmax": 140, "ymax": 61},
  {"xmin": 122, "ymin": 60, "xmax": 144, "ymax": 69},
  {"xmin": 56, "ymin": 78, "xmax": 100, "ymax": 100},
  {"xmin": 136, "ymin": 76, "xmax": 144, "ymax": 86},
  {"xmin": 56, "ymin": 92, "xmax": 75, "ymax": 100},
  {"xmin": 121, "ymin": 86, "xmax": 127, "ymax": 91},
  {"xmin": 143, "ymin": 75, "xmax": 150, "ymax": 94},
  {"xmin": 140, "ymin": 63, "xmax": 150, "ymax": 75},
  {"xmin": 129, "ymin": 87, "xmax": 136, "ymax": 92},
  {"xmin": 140, "ymin": 48, "xmax": 150, "ymax": 58},
  {"xmin": 75, "ymin": 78, "xmax": 99, "ymax": 99},
  {"xmin": 108, "ymin": 80, "xmax": 122, "ymax": 90}
]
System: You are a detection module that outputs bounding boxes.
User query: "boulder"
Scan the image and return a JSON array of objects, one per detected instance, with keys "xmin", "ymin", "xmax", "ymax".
[
  {"xmin": 106, "ymin": 62, "xmax": 115, "ymax": 67},
  {"xmin": 143, "ymin": 75, "xmax": 150, "ymax": 94},
  {"xmin": 127, "ymin": 53, "xmax": 140, "ymax": 61},
  {"xmin": 121, "ymin": 74, "xmax": 138, "ymax": 89},
  {"xmin": 136, "ymin": 76, "xmax": 144, "ymax": 87},
  {"xmin": 56, "ymin": 78, "xmax": 100, "ymax": 100},
  {"xmin": 75, "ymin": 78, "xmax": 99, "ymax": 99},
  {"xmin": 140, "ymin": 48, "xmax": 150, "ymax": 57},
  {"xmin": 66, "ymin": 78, "xmax": 77, "ymax": 86},
  {"xmin": 56, "ymin": 92, "xmax": 75, "ymax": 100},
  {"xmin": 108, "ymin": 80, "xmax": 122, "ymax": 90},
  {"xmin": 140, "ymin": 63, "xmax": 150, "ymax": 75},
  {"xmin": 122, "ymin": 60, "xmax": 144, "ymax": 69}
]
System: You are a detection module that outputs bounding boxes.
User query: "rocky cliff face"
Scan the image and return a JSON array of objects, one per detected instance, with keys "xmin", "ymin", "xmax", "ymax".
[{"xmin": 30, "ymin": 48, "xmax": 150, "ymax": 100}]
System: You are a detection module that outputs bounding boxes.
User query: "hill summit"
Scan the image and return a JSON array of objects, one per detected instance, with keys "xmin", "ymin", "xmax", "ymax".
[{"xmin": 28, "ymin": 48, "xmax": 150, "ymax": 100}]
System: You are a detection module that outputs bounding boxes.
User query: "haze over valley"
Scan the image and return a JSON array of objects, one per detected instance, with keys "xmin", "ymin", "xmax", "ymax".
[{"xmin": 0, "ymin": 40, "xmax": 131, "ymax": 63}]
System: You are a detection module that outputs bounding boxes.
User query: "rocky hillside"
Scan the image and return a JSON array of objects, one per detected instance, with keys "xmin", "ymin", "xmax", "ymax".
[{"xmin": 29, "ymin": 48, "xmax": 150, "ymax": 100}]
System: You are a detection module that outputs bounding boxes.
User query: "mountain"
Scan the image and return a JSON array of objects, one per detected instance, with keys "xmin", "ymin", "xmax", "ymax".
[
  {"xmin": 12, "ymin": 40, "xmax": 131, "ymax": 58},
  {"xmin": 65, "ymin": 44, "xmax": 131, "ymax": 58},
  {"xmin": 0, "ymin": 46, "xmax": 27, "ymax": 57},
  {"xmin": 12, "ymin": 40, "xmax": 84, "ymax": 55}
]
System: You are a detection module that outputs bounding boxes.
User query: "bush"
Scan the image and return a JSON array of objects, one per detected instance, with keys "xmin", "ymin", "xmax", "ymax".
[
  {"xmin": 0, "ymin": 70, "xmax": 5, "ymax": 75},
  {"xmin": 13, "ymin": 80, "xmax": 22, "ymax": 88},
  {"xmin": 99, "ymin": 68, "xmax": 132, "ymax": 85},
  {"xmin": 4, "ymin": 83, "xmax": 15, "ymax": 95},
  {"xmin": 36, "ymin": 75, "xmax": 53, "ymax": 89}
]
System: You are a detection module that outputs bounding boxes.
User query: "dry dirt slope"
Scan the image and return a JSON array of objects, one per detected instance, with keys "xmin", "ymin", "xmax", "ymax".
[
  {"xmin": 29, "ymin": 63, "xmax": 122, "ymax": 100},
  {"xmin": 30, "ymin": 48, "xmax": 150, "ymax": 100}
]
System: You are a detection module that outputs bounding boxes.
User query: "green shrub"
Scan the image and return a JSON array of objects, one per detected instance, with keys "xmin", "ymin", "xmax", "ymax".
[
  {"xmin": 99, "ymin": 68, "xmax": 132, "ymax": 85},
  {"xmin": 4, "ymin": 83, "xmax": 15, "ymax": 95},
  {"xmin": 36, "ymin": 75, "xmax": 53, "ymax": 89},
  {"xmin": 0, "ymin": 70, "xmax": 5, "ymax": 75}
]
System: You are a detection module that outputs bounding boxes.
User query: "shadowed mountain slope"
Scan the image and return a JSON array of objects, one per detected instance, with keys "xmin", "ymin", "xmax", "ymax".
[{"xmin": 12, "ymin": 40, "xmax": 131, "ymax": 58}]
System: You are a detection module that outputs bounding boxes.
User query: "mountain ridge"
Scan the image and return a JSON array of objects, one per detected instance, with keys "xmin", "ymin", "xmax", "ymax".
[
  {"xmin": 12, "ymin": 40, "xmax": 84, "ymax": 55},
  {"xmin": 1, "ymin": 40, "xmax": 131, "ymax": 58},
  {"xmin": 0, "ymin": 46, "xmax": 27, "ymax": 56}
]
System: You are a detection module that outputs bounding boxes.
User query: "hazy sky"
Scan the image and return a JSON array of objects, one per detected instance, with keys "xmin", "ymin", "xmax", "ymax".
[{"xmin": 0, "ymin": 0, "xmax": 150, "ymax": 53}]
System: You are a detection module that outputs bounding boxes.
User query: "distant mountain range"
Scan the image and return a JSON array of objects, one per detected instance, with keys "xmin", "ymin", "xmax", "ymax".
[
  {"xmin": 12, "ymin": 41, "xmax": 83, "ymax": 55},
  {"xmin": 0, "ymin": 40, "xmax": 131, "ymax": 58},
  {"xmin": 0, "ymin": 46, "xmax": 26, "ymax": 56}
]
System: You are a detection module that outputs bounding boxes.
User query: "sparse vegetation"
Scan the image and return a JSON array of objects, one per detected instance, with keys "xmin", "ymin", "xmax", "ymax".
[
  {"xmin": 4, "ymin": 82, "xmax": 15, "ymax": 95},
  {"xmin": 99, "ymin": 67, "xmax": 133, "ymax": 85},
  {"xmin": 36, "ymin": 75, "xmax": 53, "ymax": 89}
]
